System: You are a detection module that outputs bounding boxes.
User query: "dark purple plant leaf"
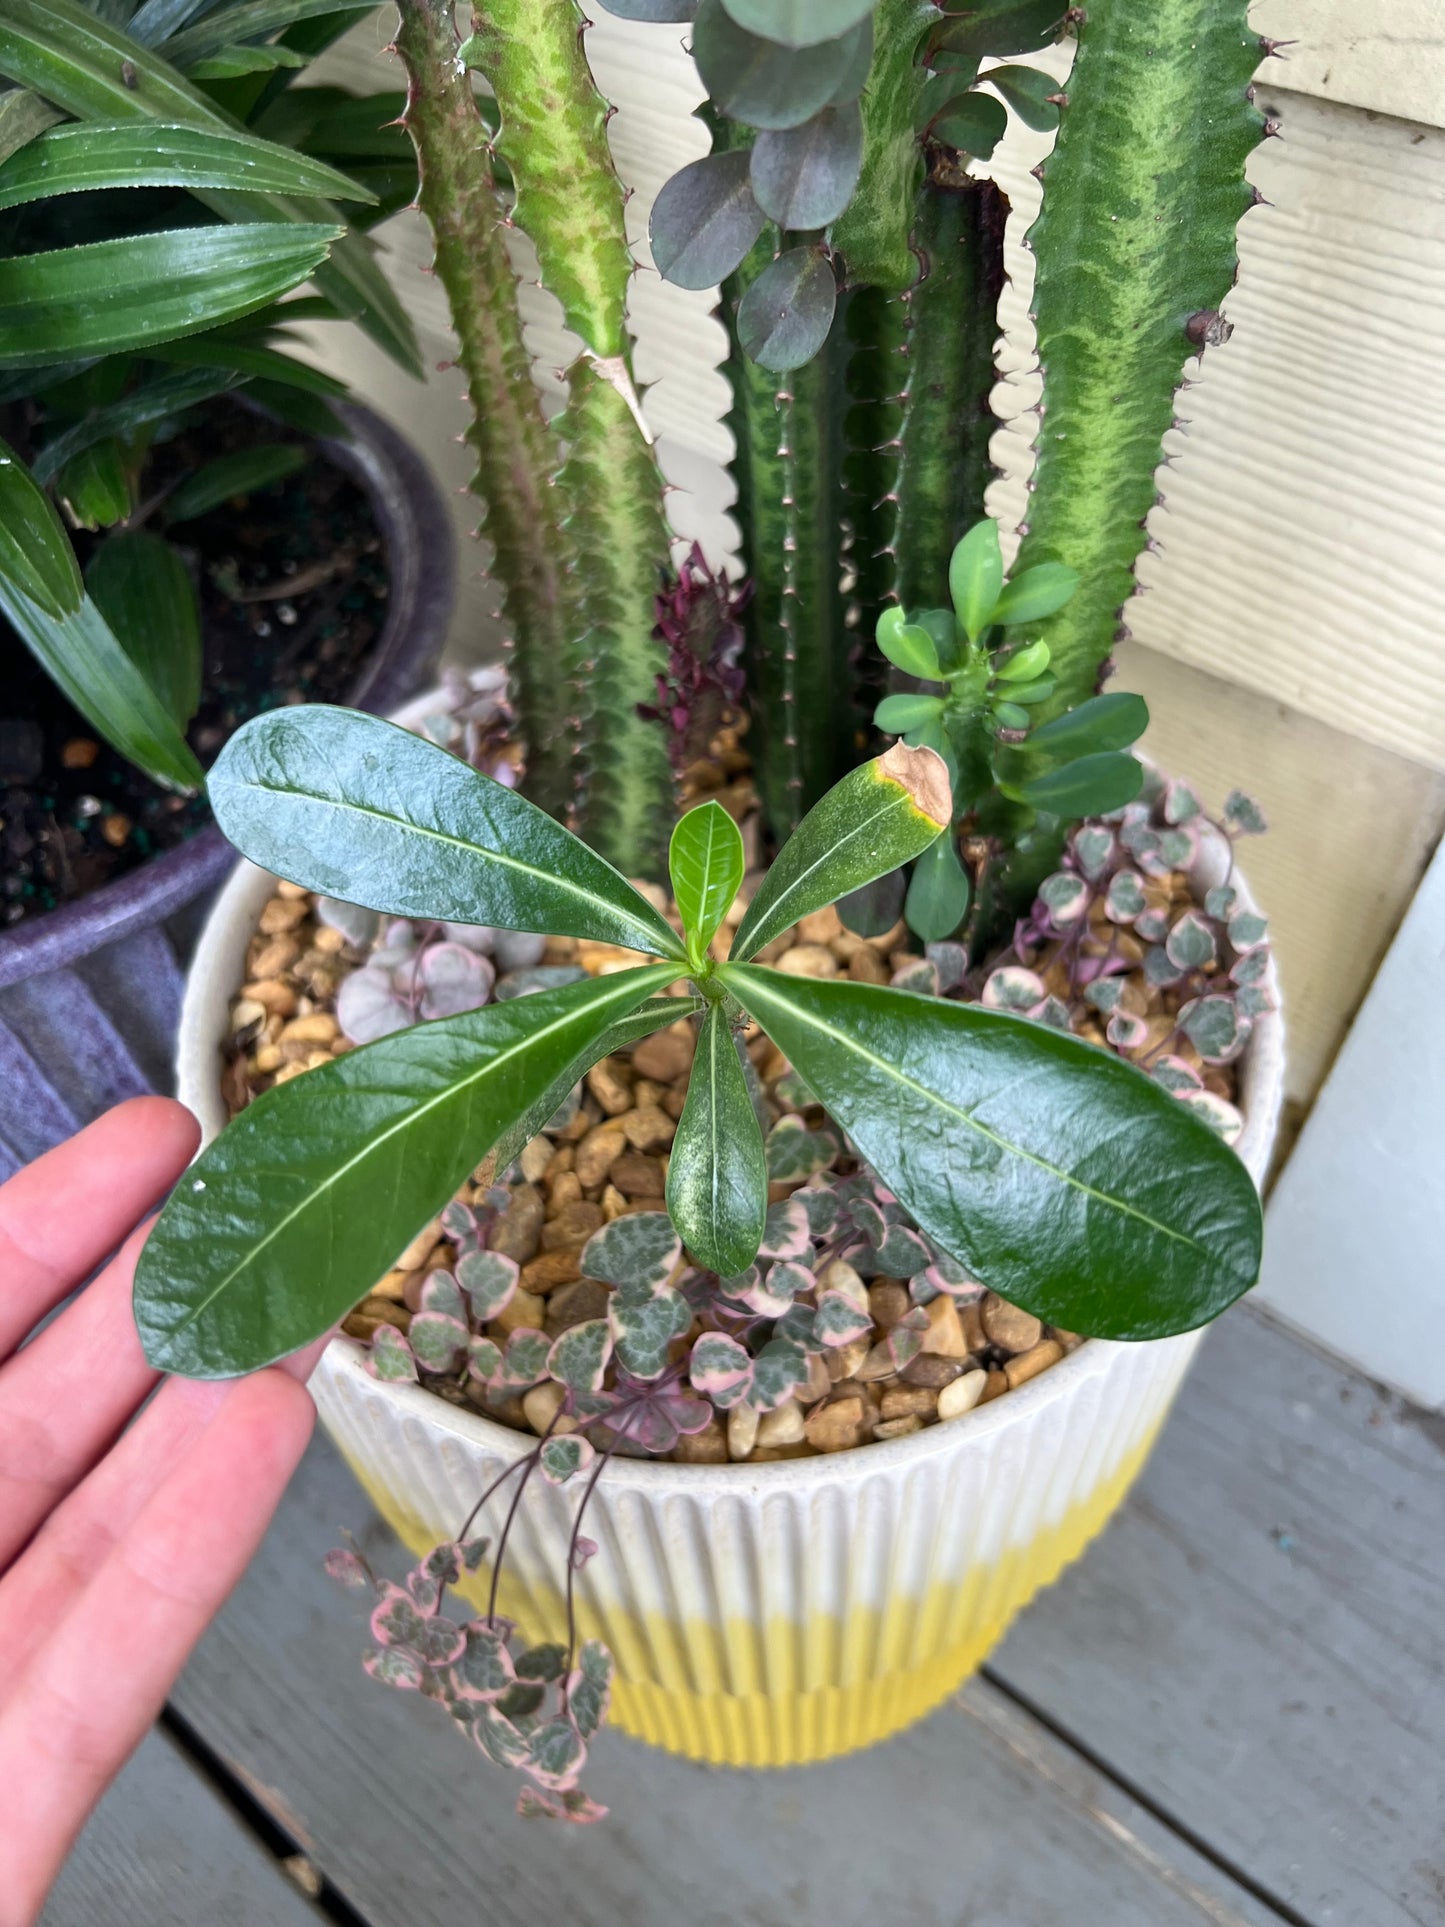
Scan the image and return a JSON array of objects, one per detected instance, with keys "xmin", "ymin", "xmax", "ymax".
[
  {"xmin": 649, "ymin": 149, "xmax": 765, "ymax": 290},
  {"xmin": 736, "ymin": 246, "xmax": 837, "ymax": 371}
]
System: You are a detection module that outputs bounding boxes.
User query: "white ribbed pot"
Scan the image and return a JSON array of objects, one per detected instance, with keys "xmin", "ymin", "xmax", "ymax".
[{"xmin": 177, "ymin": 689, "xmax": 1285, "ymax": 1768}]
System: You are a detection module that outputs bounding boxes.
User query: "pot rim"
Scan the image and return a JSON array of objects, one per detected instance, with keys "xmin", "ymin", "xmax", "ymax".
[
  {"xmin": 176, "ymin": 682, "xmax": 1286, "ymax": 1496},
  {"xmin": 0, "ymin": 401, "xmax": 453, "ymax": 990}
]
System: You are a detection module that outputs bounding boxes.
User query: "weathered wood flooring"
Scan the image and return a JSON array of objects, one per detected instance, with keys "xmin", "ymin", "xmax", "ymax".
[{"xmin": 43, "ymin": 1306, "xmax": 1445, "ymax": 1927}]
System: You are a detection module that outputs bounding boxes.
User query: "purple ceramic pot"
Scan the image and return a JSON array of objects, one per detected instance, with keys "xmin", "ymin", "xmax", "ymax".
[{"xmin": 0, "ymin": 402, "xmax": 455, "ymax": 1177}]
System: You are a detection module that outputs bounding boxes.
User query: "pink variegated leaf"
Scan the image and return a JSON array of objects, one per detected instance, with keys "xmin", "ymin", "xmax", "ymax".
[
  {"xmin": 571, "ymin": 1536, "xmax": 599, "ymax": 1571},
  {"xmin": 450, "ymin": 1623, "xmax": 516, "ymax": 1702},
  {"xmin": 813, "ymin": 1290, "xmax": 872, "ymax": 1348},
  {"xmin": 323, "ymin": 1548, "xmax": 372, "ymax": 1592},
  {"xmin": 1104, "ymin": 869, "xmax": 1146, "ymax": 923},
  {"xmin": 459, "ymin": 1536, "xmax": 491, "ymax": 1573},
  {"xmin": 608, "ymin": 1284, "xmax": 691, "ymax": 1381},
  {"xmin": 1163, "ymin": 778, "xmax": 1202, "ymax": 825},
  {"xmin": 891, "ymin": 958, "xmax": 940, "ymax": 996},
  {"xmin": 1134, "ymin": 907, "xmax": 1170, "ymax": 943},
  {"xmin": 467, "ymin": 1334, "xmax": 504, "ymax": 1384},
  {"xmin": 1177, "ymin": 1088, "xmax": 1244, "ymax": 1144},
  {"xmin": 1150, "ymin": 1054, "xmax": 1204, "ymax": 1094},
  {"xmin": 1165, "ymin": 909, "xmax": 1218, "ymax": 974},
  {"xmin": 414, "ymin": 941, "xmax": 495, "ymax": 1020},
  {"xmin": 1224, "ymin": 789, "xmax": 1267, "ymax": 837},
  {"xmin": 457, "ymin": 1248, "xmax": 519, "ymax": 1323},
  {"xmin": 407, "ymin": 1542, "xmax": 462, "ymax": 1611},
  {"xmin": 525, "ymin": 1717, "xmax": 587, "ymax": 1792},
  {"xmin": 981, "ymin": 965, "xmax": 1046, "ymax": 1014},
  {"xmin": 1106, "ymin": 1009, "xmax": 1149, "ymax": 1052},
  {"xmin": 539, "ymin": 1434, "xmax": 596, "ymax": 1485},
  {"xmin": 547, "ymin": 1317, "xmax": 612, "ymax": 1394},
  {"xmin": 366, "ymin": 1325, "xmax": 417, "ymax": 1383},
  {"xmin": 582, "ymin": 1213, "xmax": 680, "ymax": 1294},
  {"xmin": 1070, "ymin": 823, "xmax": 1115, "ymax": 881},
  {"xmin": 746, "ymin": 1336, "xmax": 809, "ymax": 1411},
  {"xmin": 370, "ymin": 1587, "xmax": 466, "ymax": 1665},
  {"xmin": 516, "ymin": 1784, "xmax": 609, "ymax": 1824},
  {"xmin": 1038, "ymin": 872, "xmax": 1090, "ymax": 926},
  {"xmin": 408, "ymin": 1310, "xmax": 469, "ymax": 1375},
  {"xmin": 566, "ymin": 1639, "xmax": 613, "ymax": 1742},
  {"xmin": 362, "ymin": 1645, "xmax": 426, "ymax": 1691},
  {"xmin": 689, "ymin": 1331, "xmax": 754, "ymax": 1407},
  {"xmin": 496, "ymin": 1328, "xmax": 552, "ymax": 1392},
  {"xmin": 1179, "ymin": 994, "xmax": 1250, "ymax": 1065},
  {"xmin": 758, "ymin": 1197, "xmax": 811, "ymax": 1263},
  {"xmin": 472, "ymin": 1704, "xmax": 531, "ymax": 1769},
  {"xmin": 417, "ymin": 1269, "xmax": 465, "ymax": 1321}
]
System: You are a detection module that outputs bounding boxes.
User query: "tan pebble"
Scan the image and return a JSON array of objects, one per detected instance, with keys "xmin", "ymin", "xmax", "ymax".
[
  {"xmin": 902, "ymin": 1353, "xmax": 969, "ymax": 1390},
  {"xmin": 252, "ymin": 1043, "xmax": 283, "ymax": 1074},
  {"xmin": 880, "ymin": 1385, "xmax": 938, "ymax": 1421},
  {"xmin": 805, "ymin": 1394, "xmax": 867, "ymax": 1454},
  {"xmin": 751, "ymin": 1442, "xmax": 816, "ymax": 1462},
  {"xmin": 352, "ymin": 1296, "xmax": 411, "ymax": 1336},
  {"xmin": 800, "ymin": 1352, "xmax": 832, "ymax": 1402},
  {"xmin": 777, "ymin": 943, "xmax": 838, "ymax": 979},
  {"xmin": 401, "ymin": 1269, "xmax": 431, "ymax": 1313},
  {"xmin": 259, "ymin": 895, "xmax": 309, "ymax": 935},
  {"xmin": 60, "ymin": 737, "xmax": 98, "ymax": 770},
  {"xmin": 491, "ymin": 1186, "xmax": 545, "ymax": 1263},
  {"xmin": 727, "ymin": 1404, "xmax": 760, "ymax": 1461},
  {"xmin": 312, "ymin": 925, "xmax": 346, "ymax": 954},
  {"xmin": 980, "ymin": 1292, "xmax": 1042, "ymax": 1354},
  {"xmin": 251, "ymin": 934, "xmax": 300, "ymax": 979},
  {"xmin": 937, "ymin": 1369, "xmax": 988, "ymax": 1421},
  {"xmin": 489, "ymin": 1288, "xmax": 546, "ymax": 1338},
  {"xmin": 1054, "ymin": 1328, "xmax": 1086, "ymax": 1353},
  {"xmin": 575, "ymin": 1122, "xmax": 626, "ymax": 1189},
  {"xmin": 756, "ymin": 1399, "xmax": 806, "ymax": 1447},
  {"xmin": 304, "ymin": 1049, "xmax": 332, "ymax": 1070},
  {"xmin": 522, "ymin": 1250, "xmax": 583, "ymax": 1294},
  {"xmin": 231, "ymin": 998, "xmax": 266, "ymax": 1035},
  {"xmin": 854, "ymin": 1338, "xmax": 902, "ymax": 1383},
  {"xmin": 280, "ymin": 1039, "xmax": 313, "ymax": 1066},
  {"xmin": 518, "ymin": 1136, "xmax": 555, "ymax": 1185},
  {"xmin": 630, "ymin": 1024, "xmax": 694, "ymax": 1083},
  {"xmin": 848, "ymin": 946, "xmax": 890, "ymax": 985},
  {"xmin": 961, "ymin": 1300, "xmax": 988, "ymax": 1355},
  {"xmin": 676, "ymin": 1421, "xmax": 729, "ymax": 1464},
  {"xmin": 629, "ymin": 877, "xmax": 669, "ymax": 913},
  {"xmin": 620, "ymin": 1106, "xmax": 675, "ymax": 1152},
  {"xmin": 577, "ymin": 939, "xmax": 647, "ymax": 976},
  {"xmin": 889, "ymin": 949, "xmax": 925, "ymax": 976},
  {"xmin": 826, "ymin": 1336, "xmax": 870, "ymax": 1382},
  {"xmin": 99, "ymin": 812, "xmax": 132, "ymax": 848},
  {"xmin": 541, "ymin": 1200, "xmax": 605, "ymax": 1250},
  {"xmin": 921, "ymin": 1294, "xmax": 969, "ymax": 1359},
  {"xmin": 586, "ymin": 1056, "xmax": 634, "ymax": 1116},
  {"xmin": 760, "ymin": 1047, "xmax": 790, "ymax": 1084},
  {"xmin": 873, "ymin": 1414, "xmax": 924, "ymax": 1441},
  {"xmin": 280, "ymin": 1012, "xmax": 339, "ymax": 1046},
  {"xmin": 545, "ymin": 1169, "xmax": 583, "ymax": 1216},
  {"xmin": 980, "ymin": 1368, "xmax": 1009, "ymax": 1404},
  {"xmin": 662, "ymin": 1086, "xmax": 687, "ymax": 1121},
  {"xmin": 869, "ymin": 1281, "xmax": 910, "ymax": 1330},
  {"xmin": 549, "ymin": 1144, "xmax": 575, "ymax": 1177},
  {"xmin": 242, "ymin": 979, "xmax": 297, "ymax": 1016},
  {"xmin": 544, "ymin": 1277, "xmax": 609, "ymax": 1336},
  {"xmin": 601, "ymin": 1183, "xmax": 629, "ymax": 1221},
  {"xmin": 263, "ymin": 1014, "xmax": 284, "ymax": 1044},
  {"xmin": 276, "ymin": 879, "xmax": 310, "ymax": 900},
  {"xmin": 817, "ymin": 1259, "xmax": 868, "ymax": 1310},
  {"xmin": 394, "ymin": 1218, "xmax": 443, "ymax": 1273},
  {"xmin": 543, "ymin": 934, "xmax": 578, "ymax": 963},
  {"xmin": 611, "ymin": 1151, "xmax": 664, "ymax": 1198},
  {"xmin": 559, "ymin": 1100, "xmax": 598, "ymax": 1143},
  {"xmin": 868, "ymin": 919, "xmax": 908, "ymax": 954},
  {"xmin": 797, "ymin": 904, "xmax": 844, "ymax": 946},
  {"xmin": 370, "ymin": 1268, "xmax": 409, "ymax": 1304},
  {"xmin": 1004, "ymin": 1339, "xmax": 1065, "ymax": 1389},
  {"xmin": 522, "ymin": 1382, "xmax": 575, "ymax": 1436},
  {"xmin": 272, "ymin": 1060, "xmax": 310, "ymax": 1085}
]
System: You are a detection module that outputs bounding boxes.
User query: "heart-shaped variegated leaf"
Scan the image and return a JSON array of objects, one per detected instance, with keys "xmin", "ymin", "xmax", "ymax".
[
  {"xmin": 721, "ymin": 966, "xmax": 1262, "ymax": 1340},
  {"xmin": 733, "ymin": 744, "xmax": 951, "ymax": 959},
  {"xmin": 207, "ymin": 706, "xmax": 685, "ymax": 960},
  {"xmin": 666, "ymin": 1001, "xmax": 767, "ymax": 1276},
  {"xmin": 134, "ymin": 965, "xmax": 680, "ymax": 1376},
  {"xmin": 669, "ymin": 799, "xmax": 744, "ymax": 966}
]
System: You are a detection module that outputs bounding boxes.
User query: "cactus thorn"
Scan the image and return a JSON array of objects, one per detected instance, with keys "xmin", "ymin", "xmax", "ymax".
[{"xmin": 1257, "ymin": 36, "xmax": 1295, "ymax": 57}]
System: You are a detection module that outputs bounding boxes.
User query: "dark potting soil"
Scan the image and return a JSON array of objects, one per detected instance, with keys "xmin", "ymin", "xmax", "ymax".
[{"xmin": 0, "ymin": 401, "xmax": 389, "ymax": 927}]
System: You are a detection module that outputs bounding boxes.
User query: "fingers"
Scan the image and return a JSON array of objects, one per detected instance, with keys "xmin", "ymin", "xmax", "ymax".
[
  {"xmin": 0, "ymin": 1369, "xmax": 314, "ymax": 1922},
  {"xmin": 0, "ymin": 1098, "xmax": 198, "ymax": 1363},
  {"xmin": 0, "ymin": 1221, "xmax": 160, "ymax": 1573}
]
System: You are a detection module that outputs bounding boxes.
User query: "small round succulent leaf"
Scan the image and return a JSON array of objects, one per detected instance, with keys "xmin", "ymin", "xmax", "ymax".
[
  {"xmin": 1036, "ymin": 996, "xmax": 1074, "ymax": 1032},
  {"xmin": 750, "ymin": 101, "xmax": 864, "ymax": 229},
  {"xmin": 1205, "ymin": 885, "xmax": 1238, "ymax": 922},
  {"xmin": 868, "ymin": 1225, "xmax": 931, "ymax": 1277},
  {"xmin": 497, "ymin": 1329, "xmax": 552, "ymax": 1391},
  {"xmin": 467, "ymin": 1335, "xmax": 503, "ymax": 1384},
  {"xmin": 736, "ymin": 246, "xmax": 838, "ymax": 371},
  {"xmin": 1224, "ymin": 790, "xmax": 1268, "ymax": 837},
  {"xmin": 1180, "ymin": 995, "xmax": 1250, "ymax": 1064},
  {"xmin": 1230, "ymin": 946, "xmax": 1269, "ymax": 989},
  {"xmin": 317, "ymin": 897, "xmax": 380, "ymax": 947},
  {"xmin": 798, "ymin": 1181, "xmax": 842, "ymax": 1238},
  {"xmin": 324, "ymin": 1548, "xmax": 371, "ymax": 1591},
  {"xmin": 994, "ymin": 636, "xmax": 1051, "ymax": 683},
  {"xmin": 981, "ymin": 965, "xmax": 1046, "ymax": 1013},
  {"xmin": 1151, "ymin": 1055, "xmax": 1204, "ymax": 1094},
  {"xmin": 924, "ymin": 940, "xmax": 968, "ymax": 991},
  {"xmin": 1106, "ymin": 1010, "xmax": 1149, "ymax": 1052},
  {"xmin": 457, "ymin": 1248, "xmax": 520, "ymax": 1322},
  {"xmin": 582, "ymin": 1213, "xmax": 681, "ymax": 1293},
  {"xmin": 649, "ymin": 149, "xmax": 766, "ymax": 289},
  {"xmin": 1039, "ymin": 872, "xmax": 1090, "ymax": 925},
  {"xmin": 547, "ymin": 1318, "xmax": 613, "ymax": 1394},
  {"xmin": 366, "ymin": 1324, "xmax": 417, "ymax": 1382},
  {"xmin": 439, "ymin": 922, "xmax": 496, "ymax": 954},
  {"xmin": 1165, "ymin": 910, "xmax": 1218, "ymax": 974},
  {"xmin": 746, "ymin": 1336, "xmax": 809, "ymax": 1411},
  {"xmin": 608, "ymin": 1283, "xmax": 691, "ymax": 1380},
  {"xmin": 415, "ymin": 941, "xmax": 495, "ymax": 1019},
  {"xmin": 408, "ymin": 1311, "xmax": 469, "ymax": 1375},
  {"xmin": 363, "ymin": 1646, "xmax": 426, "ymax": 1691},
  {"xmin": 1085, "ymin": 977, "xmax": 1124, "ymax": 1014},
  {"xmin": 1236, "ymin": 984, "xmax": 1274, "ymax": 1019},
  {"xmin": 689, "ymin": 1331, "xmax": 754, "ymax": 1406},
  {"xmin": 1177, "ymin": 1089, "xmax": 1245, "ymax": 1145},
  {"xmin": 987, "ymin": 61, "xmax": 1060, "ymax": 131},
  {"xmin": 1071, "ymin": 824, "xmax": 1116, "ymax": 881},
  {"xmin": 526, "ymin": 1717, "xmax": 587, "ymax": 1794},
  {"xmin": 1163, "ymin": 779, "xmax": 1203, "ymax": 826},
  {"xmin": 758, "ymin": 1197, "xmax": 811, "ymax": 1261},
  {"xmin": 891, "ymin": 957, "xmax": 942, "ymax": 995},
  {"xmin": 1134, "ymin": 907, "xmax": 1171, "ymax": 944},
  {"xmin": 1156, "ymin": 827, "xmax": 1198, "ymax": 871},
  {"xmin": 473, "ymin": 1705, "xmax": 531, "ymax": 1769},
  {"xmin": 336, "ymin": 965, "xmax": 412, "ymax": 1045},
  {"xmin": 1228, "ymin": 909, "xmax": 1269, "ymax": 951},
  {"xmin": 876, "ymin": 612, "xmax": 943, "ymax": 681},
  {"xmin": 765, "ymin": 1114, "xmax": 827, "ymax": 1182},
  {"xmin": 418, "ymin": 1269, "xmax": 465, "ymax": 1321},
  {"xmin": 539, "ymin": 1434, "xmax": 596, "ymax": 1486},
  {"xmin": 1144, "ymin": 945, "xmax": 1184, "ymax": 989},
  {"xmin": 718, "ymin": 0, "xmax": 874, "ymax": 48},
  {"xmin": 814, "ymin": 1290, "xmax": 872, "ymax": 1347}
]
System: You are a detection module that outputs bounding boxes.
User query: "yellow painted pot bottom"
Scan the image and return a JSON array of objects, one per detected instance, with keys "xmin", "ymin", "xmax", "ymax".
[{"xmin": 349, "ymin": 1424, "xmax": 1158, "ymax": 1769}]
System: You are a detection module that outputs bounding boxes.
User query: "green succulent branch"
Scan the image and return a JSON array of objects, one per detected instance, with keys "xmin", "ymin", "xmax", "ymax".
[
  {"xmin": 1010, "ymin": 0, "xmax": 1265, "ymax": 714},
  {"xmin": 827, "ymin": 0, "xmax": 938, "ymax": 292},
  {"xmin": 392, "ymin": 0, "xmax": 576, "ymax": 821}
]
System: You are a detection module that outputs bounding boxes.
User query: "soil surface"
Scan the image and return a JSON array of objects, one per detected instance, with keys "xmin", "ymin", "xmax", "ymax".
[{"xmin": 1, "ymin": 401, "xmax": 389, "ymax": 927}]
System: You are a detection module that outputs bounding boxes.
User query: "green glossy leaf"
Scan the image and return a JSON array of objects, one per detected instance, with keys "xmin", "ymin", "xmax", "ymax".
[
  {"xmin": 1013, "ymin": 692, "xmax": 1150, "ymax": 770},
  {"xmin": 905, "ymin": 832, "xmax": 969, "ymax": 942},
  {"xmin": 0, "ymin": 223, "xmax": 341, "ymax": 367},
  {"xmin": 86, "ymin": 531, "xmax": 202, "ymax": 729},
  {"xmin": 128, "ymin": 0, "xmax": 213, "ymax": 43},
  {"xmin": 593, "ymin": 0, "xmax": 697, "ymax": 17},
  {"xmin": 0, "ymin": 578, "xmax": 203, "ymax": 792},
  {"xmin": 1007, "ymin": 751, "xmax": 1146, "ymax": 818},
  {"xmin": 694, "ymin": 0, "xmax": 873, "ymax": 130},
  {"xmin": 0, "ymin": 432, "xmax": 82, "ymax": 619},
  {"xmin": 207, "ymin": 706, "xmax": 687, "ymax": 959},
  {"xmin": 0, "ymin": 120, "xmax": 375, "ymax": 210},
  {"xmin": 876, "ymin": 610, "xmax": 942, "ymax": 681},
  {"xmin": 0, "ymin": 88, "xmax": 60, "ymax": 165},
  {"xmin": 666, "ymin": 1001, "xmax": 768, "ymax": 1277},
  {"xmin": 734, "ymin": 744, "xmax": 951, "ymax": 960},
  {"xmin": 649, "ymin": 149, "xmax": 766, "ymax": 292},
  {"xmin": 162, "ymin": 0, "xmax": 376, "ymax": 66},
  {"xmin": 931, "ymin": 89, "xmax": 1007, "ymax": 159},
  {"xmin": 993, "ymin": 637, "xmax": 1050, "ymax": 683},
  {"xmin": 720, "ymin": 0, "xmax": 875, "ymax": 48},
  {"xmin": 948, "ymin": 520, "xmax": 1003, "ymax": 642},
  {"xmin": 874, "ymin": 692, "xmax": 942, "ymax": 734},
  {"xmin": 736, "ymin": 245, "xmax": 837, "ymax": 372},
  {"xmin": 988, "ymin": 61, "xmax": 1061, "ymax": 131},
  {"xmin": 32, "ymin": 367, "xmax": 244, "ymax": 485},
  {"xmin": 54, "ymin": 439, "xmax": 132, "ymax": 531},
  {"xmin": 145, "ymin": 335, "xmax": 349, "ymax": 398},
  {"xmin": 722, "ymin": 968, "xmax": 1263, "ymax": 1339},
  {"xmin": 992, "ymin": 560, "xmax": 1078, "ymax": 627},
  {"xmin": 133, "ymin": 964, "xmax": 680, "ymax": 1376},
  {"xmin": 165, "ymin": 443, "xmax": 308, "ymax": 522},
  {"xmin": 186, "ymin": 41, "xmax": 308, "ymax": 76},
  {"xmin": 749, "ymin": 102, "xmax": 864, "ymax": 230},
  {"xmin": 669, "ymin": 800, "xmax": 744, "ymax": 965},
  {"xmin": 933, "ymin": 0, "xmax": 1062, "ymax": 60}
]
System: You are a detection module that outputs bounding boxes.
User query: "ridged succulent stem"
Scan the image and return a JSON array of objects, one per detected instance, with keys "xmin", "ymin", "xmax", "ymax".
[
  {"xmin": 392, "ymin": 0, "xmax": 574, "ymax": 819},
  {"xmin": 830, "ymin": 0, "xmax": 939, "ymax": 292},
  {"xmin": 1011, "ymin": 0, "xmax": 1264, "ymax": 715}
]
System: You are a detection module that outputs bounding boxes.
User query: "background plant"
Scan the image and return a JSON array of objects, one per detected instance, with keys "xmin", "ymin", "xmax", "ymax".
[{"xmin": 0, "ymin": 0, "xmax": 420, "ymax": 793}]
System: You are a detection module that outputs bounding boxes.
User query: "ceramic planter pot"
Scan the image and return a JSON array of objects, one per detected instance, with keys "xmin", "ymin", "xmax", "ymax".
[
  {"xmin": 0, "ymin": 405, "xmax": 454, "ymax": 1180},
  {"xmin": 176, "ymin": 689, "xmax": 1285, "ymax": 1768}
]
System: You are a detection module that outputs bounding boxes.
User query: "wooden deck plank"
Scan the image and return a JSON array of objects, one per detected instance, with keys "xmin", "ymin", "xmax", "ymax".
[
  {"xmin": 41, "ymin": 1725, "xmax": 324, "ymax": 1927},
  {"xmin": 168, "ymin": 1435, "xmax": 1291, "ymax": 1927},
  {"xmin": 989, "ymin": 1306, "xmax": 1445, "ymax": 1927}
]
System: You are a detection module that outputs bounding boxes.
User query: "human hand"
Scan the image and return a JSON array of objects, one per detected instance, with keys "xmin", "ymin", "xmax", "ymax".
[{"xmin": 0, "ymin": 1098, "xmax": 316, "ymax": 1926}]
